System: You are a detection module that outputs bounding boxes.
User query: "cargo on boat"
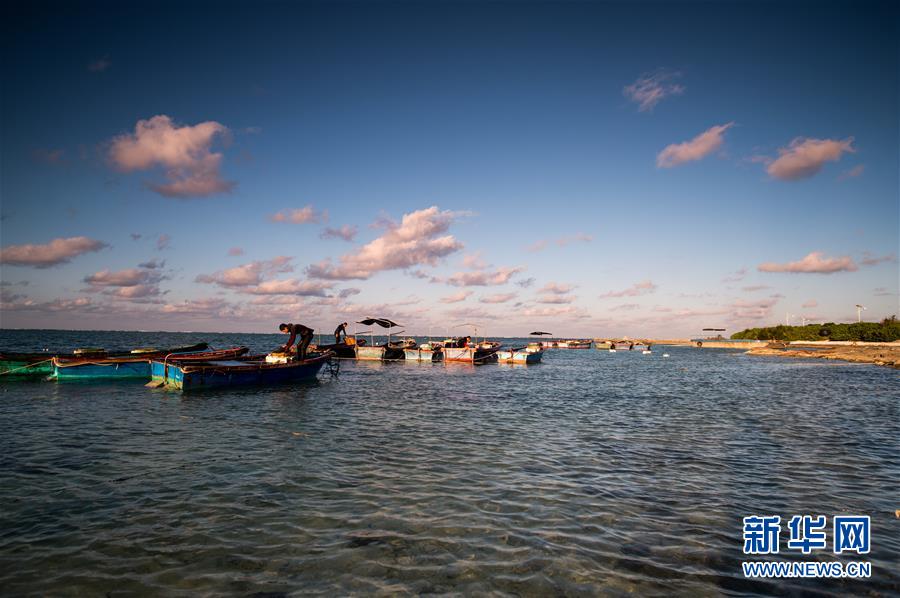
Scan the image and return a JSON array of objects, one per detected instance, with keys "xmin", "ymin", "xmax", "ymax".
[
  {"xmin": 149, "ymin": 352, "xmax": 330, "ymax": 391},
  {"xmin": 52, "ymin": 346, "xmax": 248, "ymax": 380},
  {"xmin": 1, "ymin": 342, "xmax": 210, "ymax": 379}
]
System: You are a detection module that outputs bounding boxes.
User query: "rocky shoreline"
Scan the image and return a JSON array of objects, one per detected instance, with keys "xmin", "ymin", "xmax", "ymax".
[{"xmin": 746, "ymin": 344, "xmax": 900, "ymax": 369}]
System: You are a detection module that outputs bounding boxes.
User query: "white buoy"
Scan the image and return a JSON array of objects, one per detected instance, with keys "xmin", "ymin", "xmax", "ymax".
[{"xmin": 663, "ymin": 353, "xmax": 670, "ymax": 358}]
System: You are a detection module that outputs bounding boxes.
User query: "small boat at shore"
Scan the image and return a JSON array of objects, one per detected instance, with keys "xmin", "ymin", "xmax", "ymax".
[
  {"xmin": 1, "ymin": 342, "xmax": 210, "ymax": 378},
  {"xmin": 497, "ymin": 343, "xmax": 544, "ymax": 365},
  {"xmin": 149, "ymin": 352, "xmax": 330, "ymax": 391},
  {"xmin": 52, "ymin": 346, "xmax": 248, "ymax": 380}
]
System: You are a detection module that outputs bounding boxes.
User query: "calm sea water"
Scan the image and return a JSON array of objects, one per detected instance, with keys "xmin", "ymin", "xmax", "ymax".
[{"xmin": 1, "ymin": 330, "xmax": 898, "ymax": 596}]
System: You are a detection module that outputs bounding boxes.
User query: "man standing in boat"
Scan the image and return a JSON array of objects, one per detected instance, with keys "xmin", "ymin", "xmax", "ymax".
[
  {"xmin": 333, "ymin": 322, "xmax": 349, "ymax": 344},
  {"xmin": 278, "ymin": 322, "xmax": 314, "ymax": 359}
]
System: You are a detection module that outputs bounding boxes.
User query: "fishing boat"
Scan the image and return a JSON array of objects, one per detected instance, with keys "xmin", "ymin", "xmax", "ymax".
[
  {"xmin": 0, "ymin": 342, "xmax": 209, "ymax": 379},
  {"xmin": 443, "ymin": 323, "xmax": 502, "ymax": 363},
  {"xmin": 52, "ymin": 346, "xmax": 248, "ymax": 381},
  {"xmin": 556, "ymin": 339, "xmax": 592, "ymax": 349},
  {"xmin": 442, "ymin": 339, "xmax": 502, "ymax": 363},
  {"xmin": 353, "ymin": 317, "xmax": 406, "ymax": 361},
  {"xmin": 403, "ymin": 341, "xmax": 444, "ymax": 362},
  {"xmin": 149, "ymin": 352, "xmax": 330, "ymax": 391},
  {"xmin": 497, "ymin": 342, "xmax": 544, "ymax": 364}
]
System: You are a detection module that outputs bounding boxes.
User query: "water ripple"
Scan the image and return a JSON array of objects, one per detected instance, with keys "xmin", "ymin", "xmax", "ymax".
[{"xmin": 1, "ymin": 333, "xmax": 898, "ymax": 595}]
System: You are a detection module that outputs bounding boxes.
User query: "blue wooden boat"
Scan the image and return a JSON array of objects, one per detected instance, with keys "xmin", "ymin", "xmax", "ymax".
[
  {"xmin": 52, "ymin": 346, "xmax": 248, "ymax": 381},
  {"xmin": 149, "ymin": 352, "xmax": 330, "ymax": 391}
]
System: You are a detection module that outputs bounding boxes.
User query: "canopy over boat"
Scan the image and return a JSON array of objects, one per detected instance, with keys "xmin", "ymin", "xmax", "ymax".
[
  {"xmin": 530, "ymin": 331, "xmax": 552, "ymax": 336},
  {"xmin": 357, "ymin": 317, "xmax": 400, "ymax": 328}
]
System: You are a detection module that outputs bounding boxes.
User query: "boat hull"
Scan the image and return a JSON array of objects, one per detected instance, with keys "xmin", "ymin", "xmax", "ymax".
[
  {"xmin": 150, "ymin": 354, "xmax": 328, "ymax": 391},
  {"xmin": 497, "ymin": 349, "xmax": 543, "ymax": 364},
  {"xmin": 53, "ymin": 347, "xmax": 249, "ymax": 381},
  {"xmin": 0, "ymin": 356, "xmax": 55, "ymax": 377},
  {"xmin": 403, "ymin": 348, "xmax": 443, "ymax": 362},
  {"xmin": 355, "ymin": 345, "xmax": 405, "ymax": 361},
  {"xmin": 443, "ymin": 346, "xmax": 499, "ymax": 363}
]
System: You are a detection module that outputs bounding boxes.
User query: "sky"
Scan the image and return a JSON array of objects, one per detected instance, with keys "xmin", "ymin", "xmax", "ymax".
[{"xmin": 1, "ymin": 0, "xmax": 897, "ymax": 337}]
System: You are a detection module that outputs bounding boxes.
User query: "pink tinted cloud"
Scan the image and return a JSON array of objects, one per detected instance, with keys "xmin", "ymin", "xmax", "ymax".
[
  {"xmin": 528, "ymin": 233, "xmax": 591, "ymax": 252},
  {"xmin": 242, "ymin": 279, "xmax": 333, "ymax": 297},
  {"xmin": 764, "ymin": 137, "xmax": 855, "ymax": 181},
  {"xmin": 599, "ymin": 280, "xmax": 657, "ymax": 298},
  {"xmin": 0, "ymin": 236, "xmax": 108, "ymax": 268},
  {"xmin": 320, "ymin": 225, "xmax": 358, "ymax": 241},
  {"xmin": 196, "ymin": 256, "xmax": 294, "ymax": 287},
  {"xmin": 108, "ymin": 115, "xmax": 235, "ymax": 198},
  {"xmin": 839, "ymin": 164, "xmax": 865, "ymax": 180},
  {"xmin": 539, "ymin": 282, "xmax": 574, "ymax": 295},
  {"xmin": 802, "ymin": 299, "xmax": 818, "ymax": 308},
  {"xmin": 741, "ymin": 285, "xmax": 771, "ymax": 292},
  {"xmin": 722, "ymin": 267, "xmax": 747, "ymax": 283},
  {"xmin": 156, "ymin": 234, "xmax": 171, "ymax": 250},
  {"xmin": 441, "ymin": 266, "xmax": 524, "ymax": 287},
  {"xmin": 480, "ymin": 292, "xmax": 517, "ymax": 304},
  {"xmin": 623, "ymin": 69, "xmax": 684, "ymax": 112},
  {"xmin": 657, "ymin": 122, "xmax": 734, "ymax": 168},
  {"xmin": 84, "ymin": 268, "xmax": 162, "ymax": 287},
  {"xmin": 88, "ymin": 57, "xmax": 111, "ymax": 72},
  {"xmin": 462, "ymin": 252, "xmax": 488, "ymax": 269},
  {"xmin": 537, "ymin": 294, "xmax": 575, "ymax": 304},
  {"xmin": 758, "ymin": 251, "xmax": 858, "ymax": 274},
  {"xmin": 227, "ymin": 247, "xmax": 244, "ymax": 256},
  {"xmin": 307, "ymin": 207, "xmax": 464, "ymax": 280},
  {"xmin": 860, "ymin": 252, "xmax": 896, "ymax": 267},
  {"xmin": 440, "ymin": 290, "xmax": 473, "ymax": 304},
  {"xmin": 270, "ymin": 205, "xmax": 326, "ymax": 224}
]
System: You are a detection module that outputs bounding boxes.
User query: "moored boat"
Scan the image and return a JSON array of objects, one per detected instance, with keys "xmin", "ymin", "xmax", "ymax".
[
  {"xmin": 403, "ymin": 342, "xmax": 444, "ymax": 362},
  {"xmin": 352, "ymin": 316, "xmax": 406, "ymax": 361},
  {"xmin": 150, "ymin": 352, "xmax": 330, "ymax": 391},
  {"xmin": 442, "ymin": 339, "xmax": 502, "ymax": 364},
  {"xmin": 52, "ymin": 346, "xmax": 248, "ymax": 380},
  {"xmin": 497, "ymin": 343, "xmax": 544, "ymax": 364},
  {"xmin": 1, "ymin": 342, "xmax": 209, "ymax": 379}
]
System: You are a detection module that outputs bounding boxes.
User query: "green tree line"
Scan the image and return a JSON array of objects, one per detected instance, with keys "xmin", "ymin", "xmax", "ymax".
[{"xmin": 731, "ymin": 316, "xmax": 900, "ymax": 342}]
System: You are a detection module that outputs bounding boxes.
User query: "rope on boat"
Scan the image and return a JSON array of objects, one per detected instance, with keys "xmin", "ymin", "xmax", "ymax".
[{"xmin": 0, "ymin": 358, "xmax": 53, "ymax": 376}]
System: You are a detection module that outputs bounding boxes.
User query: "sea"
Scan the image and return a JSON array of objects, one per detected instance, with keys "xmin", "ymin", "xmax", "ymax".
[{"xmin": 1, "ymin": 329, "xmax": 898, "ymax": 596}]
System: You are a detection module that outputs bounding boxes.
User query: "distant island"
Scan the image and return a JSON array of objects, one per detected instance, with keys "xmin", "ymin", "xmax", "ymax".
[{"xmin": 731, "ymin": 316, "xmax": 900, "ymax": 342}]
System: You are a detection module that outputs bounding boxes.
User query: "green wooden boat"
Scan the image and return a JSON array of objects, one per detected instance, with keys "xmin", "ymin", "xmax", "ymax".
[{"xmin": 1, "ymin": 342, "xmax": 209, "ymax": 379}]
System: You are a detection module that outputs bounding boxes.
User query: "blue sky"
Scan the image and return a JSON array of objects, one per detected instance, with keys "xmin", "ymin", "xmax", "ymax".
[{"xmin": 1, "ymin": 1, "xmax": 897, "ymax": 336}]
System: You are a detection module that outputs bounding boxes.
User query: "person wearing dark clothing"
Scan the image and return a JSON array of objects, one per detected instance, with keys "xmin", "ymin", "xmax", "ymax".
[
  {"xmin": 334, "ymin": 322, "xmax": 349, "ymax": 344},
  {"xmin": 278, "ymin": 322, "xmax": 314, "ymax": 359}
]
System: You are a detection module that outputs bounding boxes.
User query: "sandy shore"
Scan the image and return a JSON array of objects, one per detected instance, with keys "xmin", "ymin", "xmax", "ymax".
[{"xmin": 747, "ymin": 344, "xmax": 900, "ymax": 369}]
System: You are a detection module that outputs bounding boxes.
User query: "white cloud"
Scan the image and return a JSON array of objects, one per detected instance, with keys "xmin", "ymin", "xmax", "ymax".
[
  {"xmin": 109, "ymin": 115, "xmax": 235, "ymax": 198},
  {"xmin": 307, "ymin": 207, "xmax": 464, "ymax": 280}
]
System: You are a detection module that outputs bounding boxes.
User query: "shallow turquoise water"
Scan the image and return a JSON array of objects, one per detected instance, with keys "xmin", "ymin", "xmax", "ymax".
[{"xmin": 1, "ymin": 330, "xmax": 898, "ymax": 596}]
